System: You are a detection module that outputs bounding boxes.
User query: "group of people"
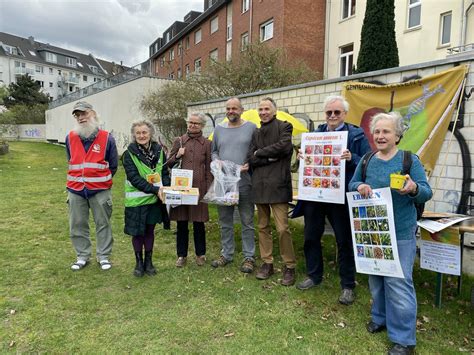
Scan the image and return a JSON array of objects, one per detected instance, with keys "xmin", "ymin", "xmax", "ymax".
[{"xmin": 65, "ymin": 95, "xmax": 432, "ymax": 355}]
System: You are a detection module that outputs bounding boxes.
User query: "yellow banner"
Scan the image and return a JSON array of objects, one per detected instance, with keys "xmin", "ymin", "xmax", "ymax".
[{"xmin": 342, "ymin": 65, "xmax": 468, "ymax": 175}]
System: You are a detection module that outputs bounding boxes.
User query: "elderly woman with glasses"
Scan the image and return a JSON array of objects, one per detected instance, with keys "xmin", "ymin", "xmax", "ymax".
[
  {"xmin": 349, "ymin": 112, "xmax": 432, "ymax": 355},
  {"xmin": 123, "ymin": 119, "xmax": 170, "ymax": 277},
  {"xmin": 166, "ymin": 112, "xmax": 213, "ymax": 267}
]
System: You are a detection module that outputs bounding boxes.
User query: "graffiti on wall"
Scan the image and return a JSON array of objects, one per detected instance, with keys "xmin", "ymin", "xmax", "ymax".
[{"xmin": 23, "ymin": 128, "xmax": 43, "ymax": 138}]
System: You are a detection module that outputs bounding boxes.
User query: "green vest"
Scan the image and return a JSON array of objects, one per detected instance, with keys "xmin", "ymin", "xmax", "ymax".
[{"xmin": 124, "ymin": 150, "xmax": 163, "ymax": 207}]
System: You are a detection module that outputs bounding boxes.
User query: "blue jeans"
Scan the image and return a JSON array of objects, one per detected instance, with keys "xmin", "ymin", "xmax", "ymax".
[
  {"xmin": 369, "ymin": 232, "xmax": 417, "ymax": 347},
  {"xmin": 217, "ymin": 186, "xmax": 255, "ymax": 261}
]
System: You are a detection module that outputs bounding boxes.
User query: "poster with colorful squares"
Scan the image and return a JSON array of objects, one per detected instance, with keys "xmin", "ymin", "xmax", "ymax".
[
  {"xmin": 346, "ymin": 187, "xmax": 404, "ymax": 278},
  {"xmin": 298, "ymin": 131, "xmax": 348, "ymax": 204}
]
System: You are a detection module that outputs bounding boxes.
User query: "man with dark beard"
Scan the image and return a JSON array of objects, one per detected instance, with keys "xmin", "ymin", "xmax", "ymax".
[
  {"xmin": 66, "ymin": 101, "xmax": 118, "ymax": 271},
  {"xmin": 210, "ymin": 97, "xmax": 257, "ymax": 273}
]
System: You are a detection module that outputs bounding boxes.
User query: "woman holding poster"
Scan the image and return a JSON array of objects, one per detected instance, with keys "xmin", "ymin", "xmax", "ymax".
[
  {"xmin": 167, "ymin": 113, "xmax": 213, "ymax": 268},
  {"xmin": 349, "ymin": 112, "xmax": 432, "ymax": 355}
]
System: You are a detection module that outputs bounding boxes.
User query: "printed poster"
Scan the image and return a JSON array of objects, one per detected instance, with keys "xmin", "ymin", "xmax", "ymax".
[
  {"xmin": 171, "ymin": 169, "xmax": 193, "ymax": 188},
  {"xmin": 298, "ymin": 131, "xmax": 348, "ymax": 204},
  {"xmin": 347, "ymin": 187, "xmax": 404, "ymax": 278},
  {"xmin": 420, "ymin": 227, "xmax": 461, "ymax": 276}
]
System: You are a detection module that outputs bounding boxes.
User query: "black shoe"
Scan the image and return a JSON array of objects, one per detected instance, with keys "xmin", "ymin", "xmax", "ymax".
[
  {"xmin": 296, "ymin": 277, "xmax": 319, "ymax": 290},
  {"xmin": 366, "ymin": 321, "xmax": 386, "ymax": 334},
  {"xmin": 134, "ymin": 251, "xmax": 144, "ymax": 277},
  {"xmin": 144, "ymin": 250, "xmax": 157, "ymax": 276},
  {"xmin": 388, "ymin": 343, "xmax": 414, "ymax": 355}
]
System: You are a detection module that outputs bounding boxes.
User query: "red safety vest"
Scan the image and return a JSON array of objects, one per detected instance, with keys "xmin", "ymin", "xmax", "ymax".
[{"xmin": 67, "ymin": 130, "xmax": 113, "ymax": 191}]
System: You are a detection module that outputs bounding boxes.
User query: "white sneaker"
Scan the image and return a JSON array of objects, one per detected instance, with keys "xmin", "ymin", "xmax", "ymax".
[
  {"xmin": 98, "ymin": 259, "xmax": 112, "ymax": 271},
  {"xmin": 71, "ymin": 259, "xmax": 88, "ymax": 271}
]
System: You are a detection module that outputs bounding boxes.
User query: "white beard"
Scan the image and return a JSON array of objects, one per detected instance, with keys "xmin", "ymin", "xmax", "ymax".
[{"xmin": 74, "ymin": 119, "xmax": 99, "ymax": 139}]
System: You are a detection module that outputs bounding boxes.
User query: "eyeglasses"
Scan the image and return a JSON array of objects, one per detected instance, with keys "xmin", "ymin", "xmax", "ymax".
[
  {"xmin": 325, "ymin": 110, "xmax": 344, "ymax": 117},
  {"xmin": 187, "ymin": 121, "xmax": 202, "ymax": 126},
  {"xmin": 73, "ymin": 110, "xmax": 90, "ymax": 118}
]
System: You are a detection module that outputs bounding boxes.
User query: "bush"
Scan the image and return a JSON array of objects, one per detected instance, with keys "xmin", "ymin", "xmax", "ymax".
[{"xmin": 0, "ymin": 103, "xmax": 48, "ymax": 124}]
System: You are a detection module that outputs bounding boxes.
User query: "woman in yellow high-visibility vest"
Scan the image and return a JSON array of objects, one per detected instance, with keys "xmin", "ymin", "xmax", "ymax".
[{"xmin": 123, "ymin": 119, "xmax": 170, "ymax": 277}]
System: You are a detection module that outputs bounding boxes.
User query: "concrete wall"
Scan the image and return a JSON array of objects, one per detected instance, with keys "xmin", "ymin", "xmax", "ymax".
[
  {"xmin": 45, "ymin": 76, "xmax": 170, "ymax": 154},
  {"xmin": 0, "ymin": 124, "xmax": 46, "ymax": 140},
  {"xmin": 188, "ymin": 57, "xmax": 474, "ymax": 216}
]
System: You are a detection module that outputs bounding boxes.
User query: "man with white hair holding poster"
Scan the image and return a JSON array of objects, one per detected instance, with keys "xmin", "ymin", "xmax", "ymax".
[{"xmin": 66, "ymin": 101, "xmax": 118, "ymax": 271}]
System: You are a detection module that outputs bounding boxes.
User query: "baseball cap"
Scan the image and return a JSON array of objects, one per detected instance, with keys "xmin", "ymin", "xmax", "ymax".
[{"xmin": 72, "ymin": 101, "xmax": 93, "ymax": 114}]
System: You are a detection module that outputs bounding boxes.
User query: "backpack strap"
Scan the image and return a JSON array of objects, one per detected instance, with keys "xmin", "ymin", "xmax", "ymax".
[
  {"xmin": 361, "ymin": 151, "xmax": 377, "ymax": 182},
  {"xmin": 402, "ymin": 150, "xmax": 413, "ymax": 175}
]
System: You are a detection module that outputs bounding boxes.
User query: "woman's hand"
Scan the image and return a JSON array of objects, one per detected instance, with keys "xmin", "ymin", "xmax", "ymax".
[
  {"xmin": 176, "ymin": 147, "xmax": 185, "ymax": 158},
  {"xmin": 341, "ymin": 149, "xmax": 352, "ymax": 161},
  {"xmin": 399, "ymin": 175, "xmax": 418, "ymax": 196},
  {"xmin": 357, "ymin": 183, "xmax": 373, "ymax": 198},
  {"xmin": 158, "ymin": 187, "xmax": 165, "ymax": 202}
]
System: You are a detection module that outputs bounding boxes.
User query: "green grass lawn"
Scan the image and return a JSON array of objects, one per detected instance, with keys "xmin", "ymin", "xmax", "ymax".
[{"xmin": 0, "ymin": 141, "xmax": 472, "ymax": 353}]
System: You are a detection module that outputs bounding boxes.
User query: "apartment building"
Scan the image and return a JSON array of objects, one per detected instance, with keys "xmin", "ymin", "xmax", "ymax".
[
  {"xmin": 325, "ymin": 0, "xmax": 474, "ymax": 79},
  {"xmin": 0, "ymin": 32, "xmax": 126, "ymax": 101},
  {"xmin": 149, "ymin": 0, "xmax": 326, "ymax": 80}
]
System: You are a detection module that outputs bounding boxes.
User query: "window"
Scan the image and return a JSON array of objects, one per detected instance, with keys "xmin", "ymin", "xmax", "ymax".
[
  {"xmin": 439, "ymin": 12, "xmax": 451, "ymax": 46},
  {"xmin": 35, "ymin": 65, "xmax": 43, "ymax": 73},
  {"xmin": 3, "ymin": 44, "xmax": 21, "ymax": 56},
  {"xmin": 169, "ymin": 72, "xmax": 174, "ymax": 79},
  {"xmin": 177, "ymin": 67, "xmax": 182, "ymax": 79},
  {"xmin": 160, "ymin": 57, "xmax": 165, "ymax": 67},
  {"xmin": 49, "ymin": 68, "xmax": 53, "ymax": 74},
  {"xmin": 242, "ymin": 0, "xmax": 250, "ymax": 13},
  {"xmin": 49, "ymin": 82, "xmax": 53, "ymax": 88},
  {"xmin": 185, "ymin": 36, "xmax": 190, "ymax": 49},
  {"xmin": 342, "ymin": 0, "xmax": 356, "ymax": 19},
  {"xmin": 89, "ymin": 65, "xmax": 98, "ymax": 73},
  {"xmin": 36, "ymin": 80, "xmax": 44, "ymax": 88},
  {"xmin": 195, "ymin": 29, "xmax": 202, "ymax": 44},
  {"xmin": 45, "ymin": 52, "xmax": 57, "ymax": 63},
  {"xmin": 194, "ymin": 58, "xmax": 201, "ymax": 73},
  {"xmin": 83, "ymin": 75, "xmax": 88, "ymax": 81},
  {"xmin": 185, "ymin": 64, "xmax": 190, "ymax": 78},
  {"xmin": 241, "ymin": 32, "xmax": 249, "ymax": 51},
  {"xmin": 210, "ymin": 16, "xmax": 219, "ymax": 34},
  {"xmin": 66, "ymin": 57, "xmax": 77, "ymax": 67},
  {"xmin": 77, "ymin": 62, "xmax": 83, "ymax": 68},
  {"xmin": 407, "ymin": 0, "xmax": 421, "ymax": 29},
  {"xmin": 260, "ymin": 19, "xmax": 274, "ymax": 42},
  {"xmin": 227, "ymin": 24, "xmax": 232, "ymax": 40},
  {"xmin": 170, "ymin": 48, "xmax": 175, "ymax": 61},
  {"xmin": 166, "ymin": 32, "xmax": 170, "ymax": 43},
  {"xmin": 178, "ymin": 41, "xmax": 182, "ymax": 56},
  {"xmin": 339, "ymin": 44, "xmax": 354, "ymax": 77},
  {"xmin": 94, "ymin": 77, "xmax": 97, "ymax": 82},
  {"xmin": 209, "ymin": 49, "xmax": 218, "ymax": 61},
  {"xmin": 29, "ymin": 50, "xmax": 36, "ymax": 56},
  {"xmin": 58, "ymin": 69, "xmax": 62, "ymax": 75}
]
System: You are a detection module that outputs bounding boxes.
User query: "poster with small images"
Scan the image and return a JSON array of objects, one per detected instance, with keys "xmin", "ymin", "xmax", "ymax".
[
  {"xmin": 298, "ymin": 131, "xmax": 348, "ymax": 204},
  {"xmin": 346, "ymin": 187, "xmax": 404, "ymax": 278}
]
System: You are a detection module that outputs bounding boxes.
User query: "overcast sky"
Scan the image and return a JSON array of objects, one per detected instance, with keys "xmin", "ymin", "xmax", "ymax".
[{"xmin": 0, "ymin": 0, "xmax": 204, "ymax": 66}]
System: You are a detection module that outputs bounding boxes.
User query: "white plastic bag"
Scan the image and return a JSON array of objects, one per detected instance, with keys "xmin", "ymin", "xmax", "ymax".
[{"xmin": 202, "ymin": 160, "xmax": 241, "ymax": 206}]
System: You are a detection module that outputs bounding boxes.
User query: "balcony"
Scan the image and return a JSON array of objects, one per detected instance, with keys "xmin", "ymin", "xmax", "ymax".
[
  {"xmin": 447, "ymin": 43, "xmax": 474, "ymax": 60},
  {"xmin": 14, "ymin": 67, "xmax": 35, "ymax": 76},
  {"xmin": 64, "ymin": 76, "xmax": 80, "ymax": 84}
]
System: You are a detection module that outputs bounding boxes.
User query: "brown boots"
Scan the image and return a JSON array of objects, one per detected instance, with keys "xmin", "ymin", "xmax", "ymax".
[{"xmin": 256, "ymin": 263, "xmax": 295, "ymax": 286}]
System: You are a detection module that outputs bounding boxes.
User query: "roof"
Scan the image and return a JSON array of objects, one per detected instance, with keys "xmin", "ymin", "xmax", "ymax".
[
  {"xmin": 149, "ymin": 0, "xmax": 229, "ymax": 60},
  {"xmin": 0, "ymin": 32, "xmax": 127, "ymax": 77}
]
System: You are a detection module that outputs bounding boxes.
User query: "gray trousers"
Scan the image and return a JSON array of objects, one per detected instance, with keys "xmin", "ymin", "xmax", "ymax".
[
  {"xmin": 68, "ymin": 190, "xmax": 114, "ymax": 262},
  {"xmin": 217, "ymin": 186, "xmax": 255, "ymax": 261}
]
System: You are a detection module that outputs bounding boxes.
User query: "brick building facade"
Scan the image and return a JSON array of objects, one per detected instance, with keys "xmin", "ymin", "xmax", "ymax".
[{"xmin": 149, "ymin": 0, "xmax": 326, "ymax": 80}]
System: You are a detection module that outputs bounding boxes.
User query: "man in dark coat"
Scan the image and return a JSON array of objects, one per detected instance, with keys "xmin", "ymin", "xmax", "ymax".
[
  {"xmin": 296, "ymin": 95, "xmax": 371, "ymax": 306},
  {"xmin": 248, "ymin": 97, "xmax": 296, "ymax": 286}
]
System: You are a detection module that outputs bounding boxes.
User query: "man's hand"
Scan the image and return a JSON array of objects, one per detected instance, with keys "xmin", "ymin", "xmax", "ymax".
[
  {"xmin": 357, "ymin": 183, "xmax": 373, "ymax": 198},
  {"xmin": 176, "ymin": 147, "xmax": 185, "ymax": 158},
  {"xmin": 341, "ymin": 149, "xmax": 352, "ymax": 161},
  {"xmin": 241, "ymin": 163, "xmax": 249, "ymax": 172}
]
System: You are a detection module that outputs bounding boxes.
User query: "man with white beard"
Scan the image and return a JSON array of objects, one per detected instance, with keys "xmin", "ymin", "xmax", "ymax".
[{"xmin": 66, "ymin": 101, "xmax": 118, "ymax": 271}]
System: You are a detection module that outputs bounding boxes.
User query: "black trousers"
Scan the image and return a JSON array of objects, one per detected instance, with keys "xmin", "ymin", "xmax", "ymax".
[
  {"xmin": 176, "ymin": 221, "xmax": 206, "ymax": 257},
  {"xmin": 303, "ymin": 200, "xmax": 356, "ymax": 289}
]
